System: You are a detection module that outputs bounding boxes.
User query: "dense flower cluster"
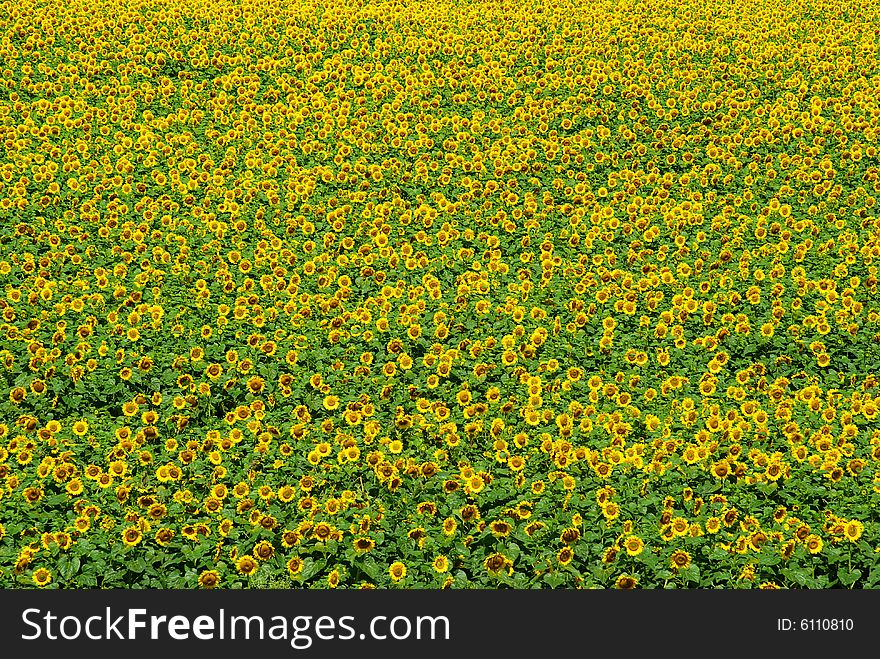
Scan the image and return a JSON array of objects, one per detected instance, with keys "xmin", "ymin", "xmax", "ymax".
[{"xmin": 1, "ymin": 0, "xmax": 879, "ymax": 589}]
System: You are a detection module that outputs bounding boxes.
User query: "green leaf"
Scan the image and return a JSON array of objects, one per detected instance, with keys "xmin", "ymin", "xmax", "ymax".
[
  {"xmin": 358, "ymin": 557, "xmax": 381, "ymax": 581},
  {"xmin": 784, "ymin": 567, "xmax": 809, "ymax": 587},
  {"xmin": 301, "ymin": 558, "xmax": 326, "ymax": 581},
  {"xmin": 543, "ymin": 572, "xmax": 565, "ymax": 588},
  {"xmin": 680, "ymin": 565, "xmax": 700, "ymax": 583},
  {"xmin": 837, "ymin": 567, "xmax": 862, "ymax": 587}
]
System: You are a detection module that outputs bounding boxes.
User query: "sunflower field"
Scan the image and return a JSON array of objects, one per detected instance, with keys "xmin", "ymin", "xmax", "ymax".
[{"xmin": 1, "ymin": 0, "xmax": 880, "ymax": 590}]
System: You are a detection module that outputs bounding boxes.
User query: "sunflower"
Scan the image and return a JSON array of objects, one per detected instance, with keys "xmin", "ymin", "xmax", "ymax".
[
  {"xmin": 624, "ymin": 535, "xmax": 644, "ymax": 556},
  {"xmin": 9, "ymin": 386, "xmax": 27, "ymax": 404},
  {"xmin": 489, "ymin": 520, "xmax": 512, "ymax": 538},
  {"xmin": 32, "ymin": 568, "xmax": 52, "ymax": 587},
  {"xmin": 54, "ymin": 532, "xmax": 72, "ymax": 550},
  {"xmin": 66, "ymin": 478, "xmax": 84, "ymax": 496},
  {"xmin": 844, "ymin": 520, "xmax": 864, "ymax": 542},
  {"xmin": 287, "ymin": 556, "xmax": 304, "ymax": 577},
  {"xmin": 151, "ymin": 526, "xmax": 174, "ymax": 546},
  {"xmin": 353, "ymin": 537, "xmax": 376, "ymax": 553},
  {"xmin": 327, "ymin": 569, "xmax": 342, "ymax": 588},
  {"xmin": 722, "ymin": 508, "xmax": 739, "ymax": 527},
  {"xmin": 602, "ymin": 502, "xmax": 621, "ymax": 521},
  {"xmin": 670, "ymin": 550, "xmax": 691, "ymax": 570},
  {"xmin": 122, "ymin": 527, "xmax": 142, "ymax": 547},
  {"xmin": 253, "ymin": 541, "xmax": 275, "ymax": 561},
  {"xmin": 236, "ymin": 555, "xmax": 259, "ymax": 576},
  {"xmin": 602, "ymin": 545, "xmax": 619, "ymax": 564},
  {"xmin": 805, "ymin": 534, "xmax": 824, "ymax": 554},
  {"xmin": 417, "ymin": 501, "xmax": 438, "ymax": 516},
  {"xmin": 198, "ymin": 570, "xmax": 221, "ymax": 589},
  {"xmin": 462, "ymin": 473, "xmax": 483, "ymax": 494},
  {"xmin": 780, "ymin": 540, "xmax": 795, "ymax": 560},
  {"xmin": 682, "ymin": 446, "xmax": 700, "ymax": 464},
  {"xmin": 670, "ymin": 517, "xmax": 689, "ymax": 537},
  {"xmin": 711, "ymin": 460, "xmax": 730, "ymax": 479},
  {"xmin": 557, "ymin": 547, "xmax": 574, "ymax": 565},
  {"xmin": 312, "ymin": 522, "xmax": 333, "ymax": 542},
  {"xmin": 790, "ymin": 524, "xmax": 810, "ymax": 544},
  {"xmin": 484, "ymin": 552, "xmax": 513, "ymax": 576},
  {"xmin": 749, "ymin": 532, "xmax": 768, "ymax": 552},
  {"xmin": 388, "ymin": 561, "xmax": 407, "ymax": 582},
  {"xmin": 560, "ymin": 527, "xmax": 581, "ymax": 545},
  {"xmin": 432, "ymin": 555, "xmax": 449, "ymax": 573},
  {"xmin": 615, "ymin": 575, "xmax": 638, "ymax": 589},
  {"xmin": 407, "ymin": 527, "xmax": 427, "ymax": 546},
  {"xmin": 259, "ymin": 514, "xmax": 279, "ymax": 530},
  {"xmin": 524, "ymin": 521, "xmax": 545, "ymax": 537},
  {"xmin": 460, "ymin": 504, "xmax": 480, "ymax": 523}
]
